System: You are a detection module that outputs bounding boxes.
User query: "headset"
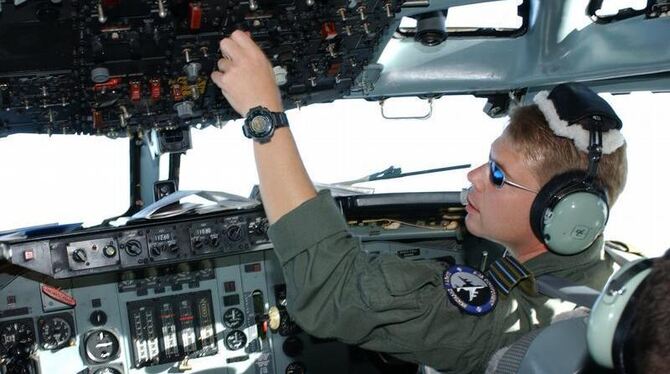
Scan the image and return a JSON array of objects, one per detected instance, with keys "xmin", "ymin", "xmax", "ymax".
[
  {"xmin": 587, "ymin": 256, "xmax": 656, "ymax": 373},
  {"xmin": 529, "ymin": 82, "xmax": 623, "ymax": 255}
]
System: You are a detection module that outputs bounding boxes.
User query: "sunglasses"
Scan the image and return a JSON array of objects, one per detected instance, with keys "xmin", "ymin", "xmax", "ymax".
[{"xmin": 488, "ymin": 160, "xmax": 538, "ymax": 193}]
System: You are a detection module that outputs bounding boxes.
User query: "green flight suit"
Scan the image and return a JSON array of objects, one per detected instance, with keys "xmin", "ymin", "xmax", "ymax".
[{"xmin": 268, "ymin": 190, "xmax": 615, "ymax": 373}]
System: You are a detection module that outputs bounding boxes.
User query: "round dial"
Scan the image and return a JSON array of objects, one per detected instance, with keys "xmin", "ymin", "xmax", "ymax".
[
  {"xmin": 39, "ymin": 316, "xmax": 73, "ymax": 350},
  {"xmin": 225, "ymin": 225, "xmax": 243, "ymax": 241},
  {"xmin": 224, "ymin": 330, "xmax": 247, "ymax": 351},
  {"xmin": 84, "ymin": 330, "xmax": 120, "ymax": 363},
  {"xmin": 223, "ymin": 308, "xmax": 245, "ymax": 329},
  {"xmin": 249, "ymin": 115, "xmax": 272, "ymax": 135},
  {"xmin": 0, "ymin": 319, "xmax": 35, "ymax": 354}
]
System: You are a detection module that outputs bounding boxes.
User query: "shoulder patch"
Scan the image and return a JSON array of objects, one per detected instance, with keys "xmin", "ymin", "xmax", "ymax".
[{"xmin": 443, "ymin": 265, "xmax": 497, "ymax": 316}]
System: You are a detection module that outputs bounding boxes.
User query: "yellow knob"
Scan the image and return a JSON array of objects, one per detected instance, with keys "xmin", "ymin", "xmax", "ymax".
[{"xmin": 268, "ymin": 306, "xmax": 281, "ymax": 331}]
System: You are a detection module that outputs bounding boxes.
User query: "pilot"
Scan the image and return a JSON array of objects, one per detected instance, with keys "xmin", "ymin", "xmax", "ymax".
[
  {"xmin": 629, "ymin": 252, "xmax": 670, "ymax": 373},
  {"xmin": 211, "ymin": 31, "xmax": 628, "ymax": 373}
]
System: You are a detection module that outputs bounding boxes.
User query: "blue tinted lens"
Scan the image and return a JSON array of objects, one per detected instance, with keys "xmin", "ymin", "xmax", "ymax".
[{"xmin": 489, "ymin": 161, "xmax": 505, "ymax": 187}]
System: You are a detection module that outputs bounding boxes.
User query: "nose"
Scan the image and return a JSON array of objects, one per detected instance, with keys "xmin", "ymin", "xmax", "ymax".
[{"xmin": 467, "ymin": 162, "xmax": 488, "ymax": 190}]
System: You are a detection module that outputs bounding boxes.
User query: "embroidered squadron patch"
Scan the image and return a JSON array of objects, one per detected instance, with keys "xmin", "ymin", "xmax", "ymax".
[{"xmin": 443, "ymin": 265, "xmax": 497, "ymax": 316}]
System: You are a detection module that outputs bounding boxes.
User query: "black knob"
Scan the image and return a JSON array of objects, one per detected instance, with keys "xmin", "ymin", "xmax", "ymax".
[
  {"xmin": 168, "ymin": 243, "xmax": 179, "ymax": 252},
  {"xmin": 72, "ymin": 248, "xmax": 87, "ymax": 263},
  {"xmin": 90, "ymin": 310, "xmax": 107, "ymax": 326},
  {"xmin": 125, "ymin": 240, "xmax": 142, "ymax": 256},
  {"xmin": 282, "ymin": 336, "xmax": 303, "ymax": 358},
  {"xmin": 285, "ymin": 361, "xmax": 306, "ymax": 374},
  {"xmin": 255, "ymin": 219, "xmax": 269, "ymax": 234},
  {"xmin": 211, "ymin": 236, "xmax": 220, "ymax": 247},
  {"xmin": 150, "ymin": 245, "xmax": 162, "ymax": 257}
]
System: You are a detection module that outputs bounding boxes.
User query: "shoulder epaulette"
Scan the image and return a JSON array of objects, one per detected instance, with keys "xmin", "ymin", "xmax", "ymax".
[{"xmin": 486, "ymin": 255, "xmax": 536, "ymax": 296}]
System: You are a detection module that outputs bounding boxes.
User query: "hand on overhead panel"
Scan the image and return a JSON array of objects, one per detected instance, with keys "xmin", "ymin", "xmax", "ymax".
[{"xmin": 210, "ymin": 30, "xmax": 284, "ymax": 117}]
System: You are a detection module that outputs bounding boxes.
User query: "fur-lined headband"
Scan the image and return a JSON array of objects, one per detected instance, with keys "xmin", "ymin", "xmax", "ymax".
[{"xmin": 532, "ymin": 83, "xmax": 625, "ymax": 155}]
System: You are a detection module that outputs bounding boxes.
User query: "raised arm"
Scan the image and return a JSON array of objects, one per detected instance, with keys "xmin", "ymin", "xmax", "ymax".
[{"xmin": 210, "ymin": 30, "xmax": 316, "ymax": 223}]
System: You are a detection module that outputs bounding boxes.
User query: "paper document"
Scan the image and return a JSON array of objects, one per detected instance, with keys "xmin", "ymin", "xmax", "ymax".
[{"xmin": 129, "ymin": 190, "xmax": 260, "ymax": 221}]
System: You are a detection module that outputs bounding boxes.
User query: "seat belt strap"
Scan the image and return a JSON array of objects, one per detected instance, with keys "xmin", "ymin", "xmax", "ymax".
[{"xmin": 536, "ymin": 274, "xmax": 600, "ymax": 308}]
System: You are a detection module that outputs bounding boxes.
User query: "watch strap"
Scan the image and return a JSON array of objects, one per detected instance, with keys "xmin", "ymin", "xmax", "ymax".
[{"xmin": 270, "ymin": 111, "xmax": 289, "ymax": 129}]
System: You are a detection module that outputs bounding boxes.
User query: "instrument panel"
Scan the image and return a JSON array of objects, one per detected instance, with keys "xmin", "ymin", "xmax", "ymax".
[
  {"xmin": 0, "ymin": 193, "xmax": 469, "ymax": 373},
  {"xmin": 0, "ymin": 245, "xmax": 464, "ymax": 374},
  {"xmin": 0, "ymin": 0, "xmax": 401, "ymax": 138},
  {"xmin": 0, "ymin": 251, "xmax": 305, "ymax": 374},
  {"xmin": 8, "ymin": 208, "xmax": 271, "ymax": 279}
]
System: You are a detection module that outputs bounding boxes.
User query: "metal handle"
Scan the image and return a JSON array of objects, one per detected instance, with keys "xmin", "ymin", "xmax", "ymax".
[{"xmin": 379, "ymin": 97, "xmax": 433, "ymax": 120}]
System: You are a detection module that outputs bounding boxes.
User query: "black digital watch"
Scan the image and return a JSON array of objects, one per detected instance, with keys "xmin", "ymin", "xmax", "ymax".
[{"xmin": 243, "ymin": 106, "xmax": 289, "ymax": 144}]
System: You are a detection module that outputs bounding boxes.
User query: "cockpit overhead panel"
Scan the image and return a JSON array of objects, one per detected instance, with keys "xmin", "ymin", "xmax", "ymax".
[{"xmin": 0, "ymin": 0, "xmax": 401, "ymax": 138}]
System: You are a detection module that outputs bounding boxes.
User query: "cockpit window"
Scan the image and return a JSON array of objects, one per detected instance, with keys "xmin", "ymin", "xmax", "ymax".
[
  {"xmin": 586, "ymin": 0, "xmax": 653, "ymax": 23},
  {"xmin": 180, "ymin": 96, "xmax": 506, "ymax": 196},
  {"xmin": 0, "ymin": 135, "xmax": 129, "ymax": 231},
  {"xmin": 600, "ymin": 92, "xmax": 670, "ymax": 258},
  {"xmin": 396, "ymin": 0, "xmax": 527, "ymax": 37},
  {"xmin": 592, "ymin": 0, "xmax": 647, "ymax": 18}
]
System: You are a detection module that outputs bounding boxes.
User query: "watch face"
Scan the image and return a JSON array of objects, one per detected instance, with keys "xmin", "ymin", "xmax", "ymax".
[{"xmin": 250, "ymin": 115, "xmax": 273, "ymax": 136}]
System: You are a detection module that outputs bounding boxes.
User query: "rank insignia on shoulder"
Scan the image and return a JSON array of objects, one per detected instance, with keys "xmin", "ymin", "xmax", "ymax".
[{"xmin": 443, "ymin": 265, "xmax": 497, "ymax": 316}]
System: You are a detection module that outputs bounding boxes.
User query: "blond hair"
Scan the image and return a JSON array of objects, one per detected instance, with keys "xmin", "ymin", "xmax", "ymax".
[{"xmin": 505, "ymin": 105, "xmax": 627, "ymax": 205}]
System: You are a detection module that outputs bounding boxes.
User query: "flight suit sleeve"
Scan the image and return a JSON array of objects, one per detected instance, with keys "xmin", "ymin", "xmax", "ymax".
[{"xmin": 268, "ymin": 190, "xmax": 509, "ymax": 373}]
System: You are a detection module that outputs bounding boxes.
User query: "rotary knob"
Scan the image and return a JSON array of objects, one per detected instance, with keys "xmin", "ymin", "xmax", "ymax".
[
  {"xmin": 103, "ymin": 245, "xmax": 117, "ymax": 258},
  {"xmin": 282, "ymin": 336, "xmax": 303, "ymax": 358},
  {"xmin": 90, "ymin": 310, "xmax": 108, "ymax": 326},
  {"xmin": 72, "ymin": 248, "xmax": 87, "ymax": 263},
  {"xmin": 124, "ymin": 240, "xmax": 142, "ymax": 256},
  {"xmin": 258, "ymin": 220, "xmax": 269, "ymax": 234},
  {"xmin": 150, "ymin": 245, "xmax": 162, "ymax": 257},
  {"xmin": 267, "ymin": 306, "xmax": 281, "ymax": 331}
]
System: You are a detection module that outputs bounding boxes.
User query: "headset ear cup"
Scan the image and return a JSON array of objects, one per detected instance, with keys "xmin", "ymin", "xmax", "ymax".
[
  {"xmin": 530, "ymin": 172, "xmax": 581, "ymax": 244},
  {"xmin": 530, "ymin": 171, "xmax": 609, "ymax": 255},
  {"xmin": 587, "ymin": 259, "xmax": 653, "ymax": 370}
]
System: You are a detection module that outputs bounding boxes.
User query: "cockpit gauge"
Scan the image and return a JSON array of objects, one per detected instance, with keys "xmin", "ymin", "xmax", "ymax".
[
  {"xmin": 0, "ymin": 319, "xmax": 36, "ymax": 354},
  {"xmin": 224, "ymin": 330, "xmax": 247, "ymax": 351},
  {"xmin": 38, "ymin": 313, "xmax": 74, "ymax": 350},
  {"xmin": 84, "ymin": 329, "xmax": 120, "ymax": 364},
  {"xmin": 223, "ymin": 308, "xmax": 245, "ymax": 329}
]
